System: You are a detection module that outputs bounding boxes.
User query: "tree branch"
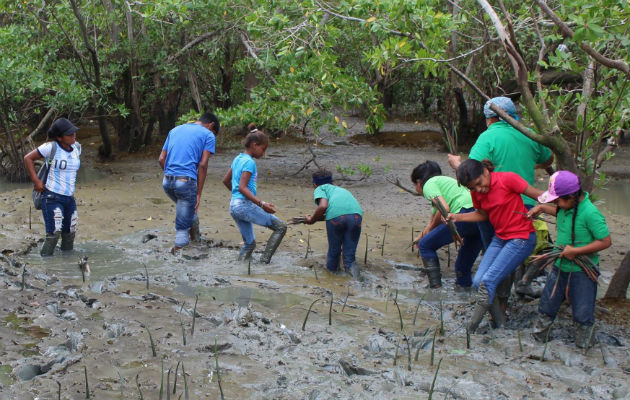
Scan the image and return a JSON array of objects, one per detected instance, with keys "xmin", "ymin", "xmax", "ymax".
[
  {"xmin": 167, "ymin": 31, "xmax": 221, "ymax": 63},
  {"xmin": 26, "ymin": 108, "xmax": 56, "ymax": 143}
]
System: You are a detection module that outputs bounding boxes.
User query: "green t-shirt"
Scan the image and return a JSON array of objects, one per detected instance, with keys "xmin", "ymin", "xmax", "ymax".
[
  {"xmin": 313, "ymin": 184, "xmax": 363, "ymax": 220},
  {"xmin": 554, "ymin": 193, "xmax": 609, "ymax": 272},
  {"xmin": 423, "ymin": 176, "xmax": 473, "ymax": 214},
  {"xmin": 469, "ymin": 121, "xmax": 552, "ymax": 206}
]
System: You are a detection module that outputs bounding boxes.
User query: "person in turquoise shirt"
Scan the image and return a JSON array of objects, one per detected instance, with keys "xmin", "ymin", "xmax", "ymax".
[
  {"xmin": 304, "ymin": 169, "xmax": 363, "ymax": 279},
  {"xmin": 528, "ymin": 171, "xmax": 611, "ymax": 348},
  {"xmin": 411, "ymin": 161, "xmax": 483, "ymax": 290}
]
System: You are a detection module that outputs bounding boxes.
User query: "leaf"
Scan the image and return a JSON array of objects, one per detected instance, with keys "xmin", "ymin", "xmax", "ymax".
[
  {"xmin": 342, "ymin": 120, "xmax": 348, "ymax": 129},
  {"xmin": 366, "ymin": 16, "xmax": 376, "ymax": 23}
]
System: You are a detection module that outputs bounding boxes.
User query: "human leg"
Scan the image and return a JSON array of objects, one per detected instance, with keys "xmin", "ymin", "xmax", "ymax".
[
  {"xmin": 472, "ymin": 236, "xmax": 503, "ymax": 289},
  {"xmin": 454, "ymin": 219, "xmax": 483, "ymax": 288},
  {"xmin": 163, "ymin": 177, "xmax": 197, "ymax": 248},
  {"xmin": 40, "ymin": 190, "xmax": 63, "ymax": 256},
  {"xmin": 341, "ymin": 214, "xmax": 362, "ymax": 279},
  {"xmin": 419, "ymin": 224, "xmax": 453, "ymax": 288},
  {"xmin": 230, "ymin": 199, "xmax": 257, "ymax": 260},
  {"xmin": 60, "ymin": 197, "xmax": 77, "ymax": 251},
  {"xmin": 325, "ymin": 216, "xmax": 344, "ymax": 272},
  {"xmin": 568, "ymin": 271, "xmax": 597, "ymax": 348},
  {"xmin": 260, "ymin": 217, "xmax": 287, "ymax": 264}
]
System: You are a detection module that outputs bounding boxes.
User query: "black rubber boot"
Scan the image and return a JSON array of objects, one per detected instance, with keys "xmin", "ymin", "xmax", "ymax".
[
  {"xmin": 237, "ymin": 241, "xmax": 256, "ymax": 261},
  {"xmin": 495, "ymin": 274, "xmax": 513, "ymax": 314},
  {"xmin": 489, "ymin": 297, "xmax": 505, "ymax": 329},
  {"xmin": 532, "ymin": 314, "xmax": 555, "ymax": 342},
  {"xmin": 60, "ymin": 232, "xmax": 75, "ymax": 251},
  {"xmin": 468, "ymin": 282, "xmax": 491, "ymax": 333},
  {"xmin": 422, "ymin": 257, "xmax": 442, "ymax": 288},
  {"xmin": 40, "ymin": 233, "xmax": 60, "ymax": 257},
  {"xmin": 260, "ymin": 220, "xmax": 287, "ymax": 264},
  {"xmin": 190, "ymin": 219, "xmax": 201, "ymax": 242}
]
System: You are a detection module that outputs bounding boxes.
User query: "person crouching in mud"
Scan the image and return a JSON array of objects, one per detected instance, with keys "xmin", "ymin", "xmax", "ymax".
[
  {"xmin": 222, "ymin": 124, "xmax": 287, "ymax": 263},
  {"xmin": 303, "ymin": 169, "xmax": 363, "ymax": 279},
  {"xmin": 449, "ymin": 159, "xmax": 543, "ymax": 332},
  {"xmin": 24, "ymin": 118, "xmax": 82, "ymax": 256}
]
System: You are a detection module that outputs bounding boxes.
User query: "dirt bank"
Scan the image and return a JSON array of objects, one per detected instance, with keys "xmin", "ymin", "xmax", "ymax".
[{"xmin": 1, "ymin": 131, "xmax": 629, "ymax": 399}]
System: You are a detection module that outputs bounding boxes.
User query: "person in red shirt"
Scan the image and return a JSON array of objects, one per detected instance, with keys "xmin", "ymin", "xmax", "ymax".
[{"xmin": 449, "ymin": 159, "xmax": 543, "ymax": 332}]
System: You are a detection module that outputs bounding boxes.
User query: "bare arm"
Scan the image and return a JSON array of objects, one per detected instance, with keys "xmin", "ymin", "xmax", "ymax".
[
  {"xmin": 561, "ymin": 235, "xmax": 612, "ymax": 261},
  {"xmin": 528, "ymin": 204, "xmax": 558, "ymax": 218},
  {"xmin": 194, "ymin": 150, "xmax": 211, "ymax": 211},
  {"xmin": 222, "ymin": 168, "xmax": 232, "ymax": 191},
  {"xmin": 448, "ymin": 209, "xmax": 489, "ymax": 223},
  {"xmin": 158, "ymin": 150, "xmax": 167, "ymax": 170},
  {"xmin": 448, "ymin": 153, "xmax": 462, "ymax": 170},
  {"xmin": 238, "ymin": 171, "xmax": 276, "ymax": 213},
  {"xmin": 306, "ymin": 198, "xmax": 328, "ymax": 224},
  {"xmin": 523, "ymin": 184, "xmax": 543, "ymax": 201},
  {"xmin": 415, "ymin": 196, "xmax": 450, "ymax": 242},
  {"xmin": 24, "ymin": 149, "xmax": 45, "ymax": 192}
]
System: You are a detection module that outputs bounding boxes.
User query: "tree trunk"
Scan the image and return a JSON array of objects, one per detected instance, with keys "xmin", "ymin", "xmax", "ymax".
[{"xmin": 604, "ymin": 251, "xmax": 630, "ymax": 299}]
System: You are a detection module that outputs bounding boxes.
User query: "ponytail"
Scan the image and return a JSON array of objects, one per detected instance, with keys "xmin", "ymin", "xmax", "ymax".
[
  {"xmin": 457, "ymin": 159, "xmax": 494, "ymax": 187},
  {"xmin": 569, "ymin": 188, "xmax": 583, "ymax": 245},
  {"xmin": 243, "ymin": 125, "xmax": 269, "ymax": 148}
]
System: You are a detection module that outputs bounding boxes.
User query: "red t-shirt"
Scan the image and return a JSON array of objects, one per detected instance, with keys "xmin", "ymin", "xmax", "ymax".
[{"xmin": 471, "ymin": 172, "xmax": 534, "ymax": 240}]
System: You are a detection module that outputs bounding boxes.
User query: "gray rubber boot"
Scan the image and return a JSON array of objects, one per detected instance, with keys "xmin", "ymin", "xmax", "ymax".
[
  {"xmin": 495, "ymin": 274, "xmax": 513, "ymax": 314},
  {"xmin": 237, "ymin": 241, "xmax": 256, "ymax": 261},
  {"xmin": 190, "ymin": 219, "xmax": 201, "ymax": 242},
  {"xmin": 260, "ymin": 220, "xmax": 287, "ymax": 264},
  {"xmin": 422, "ymin": 257, "xmax": 442, "ymax": 288},
  {"xmin": 40, "ymin": 233, "xmax": 60, "ymax": 257},
  {"xmin": 532, "ymin": 314, "xmax": 555, "ymax": 342},
  {"xmin": 575, "ymin": 323, "xmax": 595, "ymax": 349},
  {"xmin": 60, "ymin": 232, "xmax": 75, "ymax": 251},
  {"xmin": 347, "ymin": 261, "xmax": 361, "ymax": 280},
  {"xmin": 468, "ymin": 282, "xmax": 491, "ymax": 333}
]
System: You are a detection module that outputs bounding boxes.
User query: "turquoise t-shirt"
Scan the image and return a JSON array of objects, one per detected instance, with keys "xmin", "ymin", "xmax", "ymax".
[
  {"xmin": 423, "ymin": 176, "xmax": 473, "ymax": 214},
  {"xmin": 469, "ymin": 121, "xmax": 551, "ymax": 206},
  {"xmin": 230, "ymin": 153, "xmax": 257, "ymax": 200},
  {"xmin": 554, "ymin": 193, "xmax": 609, "ymax": 272},
  {"xmin": 313, "ymin": 184, "xmax": 363, "ymax": 220}
]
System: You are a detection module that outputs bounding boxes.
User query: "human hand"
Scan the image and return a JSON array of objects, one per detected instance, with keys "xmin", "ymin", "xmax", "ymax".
[
  {"xmin": 194, "ymin": 195, "xmax": 201, "ymax": 213},
  {"xmin": 33, "ymin": 180, "xmax": 45, "ymax": 192},
  {"xmin": 446, "ymin": 213, "xmax": 458, "ymax": 223},
  {"xmin": 447, "ymin": 154, "xmax": 462, "ymax": 170},
  {"xmin": 262, "ymin": 201, "xmax": 276, "ymax": 214},
  {"xmin": 305, "ymin": 215, "xmax": 315, "ymax": 225},
  {"xmin": 560, "ymin": 245, "xmax": 579, "ymax": 261},
  {"xmin": 527, "ymin": 205, "xmax": 542, "ymax": 220}
]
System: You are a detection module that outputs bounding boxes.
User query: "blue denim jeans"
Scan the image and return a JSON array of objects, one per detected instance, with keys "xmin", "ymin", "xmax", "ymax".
[
  {"xmin": 41, "ymin": 190, "xmax": 77, "ymax": 234},
  {"xmin": 163, "ymin": 176, "xmax": 198, "ymax": 247},
  {"xmin": 473, "ymin": 232, "xmax": 536, "ymax": 302},
  {"xmin": 325, "ymin": 214, "xmax": 362, "ymax": 272},
  {"xmin": 538, "ymin": 267, "xmax": 596, "ymax": 326},
  {"xmin": 419, "ymin": 207, "xmax": 483, "ymax": 287},
  {"xmin": 230, "ymin": 198, "xmax": 280, "ymax": 246}
]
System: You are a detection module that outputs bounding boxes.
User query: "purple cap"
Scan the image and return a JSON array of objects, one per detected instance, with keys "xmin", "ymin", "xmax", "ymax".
[{"xmin": 538, "ymin": 171, "xmax": 581, "ymax": 203}]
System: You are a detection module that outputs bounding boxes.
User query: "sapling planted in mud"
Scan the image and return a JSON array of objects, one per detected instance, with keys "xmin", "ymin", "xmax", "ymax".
[
  {"xmin": 364, "ymin": 232, "xmax": 368, "ymax": 264},
  {"xmin": 427, "ymin": 358, "xmax": 443, "ymax": 400},
  {"xmin": 167, "ymin": 368, "xmax": 172, "ymax": 400},
  {"xmin": 541, "ymin": 322, "xmax": 553, "ymax": 362},
  {"xmin": 393, "ymin": 335, "xmax": 401, "ymax": 366},
  {"xmin": 313, "ymin": 264, "xmax": 318, "ymax": 281},
  {"xmin": 381, "ymin": 224, "xmax": 387, "ymax": 256},
  {"xmin": 328, "ymin": 291, "xmax": 333, "ymax": 326},
  {"xmin": 393, "ymin": 299, "xmax": 404, "ymax": 332},
  {"xmin": 341, "ymin": 287, "xmax": 350, "ymax": 312},
  {"xmin": 414, "ymin": 328, "xmax": 431, "ymax": 362},
  {"xmin": 145, "ymin": 326, "xmax": 157, "ymax": 357},
  {"xmin": 215, "ymin": 338, "xmax": 225, "ymax": 400},
  {"xmin": 173, "ymin": 361, "xmax": 181, "ymax": 394},
  {"xmin": 412, "ymin": 294, "xmax": 426, "ymax": 325},
  {"xmin": 305, "ymin": 229, "xmax": 310, "ymax": 259},
  {"xmin": 84, "ymin": 365, "xmax": 90, "ymax": 399},
  {"xmin": 466, "ymin": 327, "xmax": 470, "ymax": 349},
  {"xmin": 182, "ymin": 363, "xmax": 189, "ymax": 400},
  {"xmin": 191, "ymin": 295, "xmax": 198, "ymax": 337},
  {"xmin": 302, "ymin": 298, "xmax": 323, "ymax": 331},
  {"xmin": 117, "ymin": 370, "xmax": 124, "ymax": 397},
  {"xmin": 518, "ymin": 329, "xmax": 523, "ymax": 352},
  {"xmin": 143, "ymin": 263, "xmax": 149, "ymax": 289},
  {"xmin": 248, "ymin": 259, "xmax": 251, "ymax": 275},
  {"xmin": 136, "ymin": 374, "xmax": 144, "ymax": 400},
  {"xmin": 439, "ymin": 300, "xmax": 444, "ymax": 336},
  {"xmin": 430, "ymin": 327, "xmax": 438, "ymax": 366},
  {"xmin": 21, "ymin": 264, "xmax": 26, "ymax": 291},
  {"xmin": 57, "ymin": 380, "xmax": 61, "ymax": 400},
  {"xmin": 180, "ymin": 317, "xmax": 187, "ymax": 346},
  {"xmin": 404, "ymin": 334, "xmax": 412, "ymax": 371},
  {"xmin": 160, "ymin": 359, "xmax": 164, "ymax": 400}
]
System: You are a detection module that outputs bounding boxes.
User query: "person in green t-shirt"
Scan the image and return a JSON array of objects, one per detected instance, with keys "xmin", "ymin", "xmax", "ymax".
[
  {"xmin": 527, "ymin": 171, "xmax": 611, "ymax": 348},
  {"xmin": 411, "ymin": 161, "xmax": 484, "ymax": 290},
  {"xmin": 304, "ymin": 169, "xmax": 363, "ymax": 279}
]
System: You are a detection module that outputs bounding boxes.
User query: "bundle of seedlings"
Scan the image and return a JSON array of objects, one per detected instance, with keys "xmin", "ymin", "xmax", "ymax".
[
  {"xmin": 431, "ymin": 198, "xmax": 463, "ymax": 247},
  {"xmin": 528, "ymin": 246, "xmax": 600, "ymax": 283},
  {"xmin": 289, "ymin": 216, "xmax": 308, "ymax": 225}
]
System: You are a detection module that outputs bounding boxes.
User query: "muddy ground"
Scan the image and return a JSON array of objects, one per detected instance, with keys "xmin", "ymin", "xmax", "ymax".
[{"xmin": 1, "ymin": 124, "xmax": 629, "ymax": 399}]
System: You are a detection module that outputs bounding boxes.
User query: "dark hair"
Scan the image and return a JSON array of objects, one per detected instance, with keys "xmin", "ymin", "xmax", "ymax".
[
  {"xmin": 411, "ymin": 161, "xmax": 442, "ymax": 185},
  {"xmin": 456, "ymin": 159, "xmax": 494, "ymax": 187},
  {"xmin": 312, "ymin": 169, "xmax": 333, "ymax": 185},
  {"xmin": 243, "ymin": 128, "xmax": 269, "ymax": 148},
  {"xmin": 199, "ymin": 112, "xmax": 220, "ymax": 135},
  {"xmin": 247, "ymin": 122, "xmax": 258, "ymax": 132}
]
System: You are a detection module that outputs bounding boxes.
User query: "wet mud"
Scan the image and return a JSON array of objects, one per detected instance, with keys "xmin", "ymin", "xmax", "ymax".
[{"xmin": 1, "ymin": 127, "xmax": 629, "ymax": 399}]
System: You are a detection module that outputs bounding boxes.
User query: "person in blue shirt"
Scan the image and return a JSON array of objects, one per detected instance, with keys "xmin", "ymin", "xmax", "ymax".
[
  {"xmin": 222, "ymin": 124, "xmax": 287, "ymax": 263},
  {"xmin": 159, "ymin": 112, "xmax": 219, "ymax": 252},
  {"xmin": 24, "ymin": 118, "xmax": 82, "ymax": 256}
]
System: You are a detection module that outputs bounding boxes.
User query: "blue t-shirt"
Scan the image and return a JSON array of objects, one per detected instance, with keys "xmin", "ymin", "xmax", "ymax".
[
  {"xmin": 230, "ymin": 153, "xmax": 257, "ymax": 200},
  {"xmin": 162, "ymin": 123, "xmax": 215, "ymax": 179}
]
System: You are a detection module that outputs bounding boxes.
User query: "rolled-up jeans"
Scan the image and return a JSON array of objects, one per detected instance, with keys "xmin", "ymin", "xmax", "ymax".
[
  {"xmin": 473, "ymin": 232, "xmax": 536, "ymax": 302},
  {"xmin": 163, "ymin": 176, "xmax": 198, "ymax": 247},
  {"xmin": 230, "ymin": 198, "xmax": 280, "ymax": 245},
  {"xmin": 42, "ymin": 189, "xmax": 77, "ymax": 234},
  {"xmin": 326, "ymin": 214, "xmax": 362, "ymax": 272}
]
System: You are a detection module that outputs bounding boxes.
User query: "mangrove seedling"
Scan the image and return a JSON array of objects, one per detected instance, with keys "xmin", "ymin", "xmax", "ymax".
[
  {"xmin": 393, "ymin": 299, "xmax": 404, "ymax": 332},
  {"xmin": 541, "ymin": 321, "xmax": 553, "ymax": 362},
  {"xmin": 191, "ymin": 295, "xmax": 198, "ymax": 337},
  {"xmin": 430, "ymin": 327, "xmax": 438, "ymax": 366},
  {"xmin": 173, "ymin": 361, "xmax": 181, "ymax": 394},
  {"xmin": 57, "ymin": 381, "xmax": 61, "ymax": 400},
  {"xmin": 180, "ymin": 317, "xmax": 187, "ymax": 346},
  {"xmin": 439, "ymin": 300, "xmax": 444, "ymax": 336},
  {"xmin": 182, "ymin": 363, "xmax": 189, "ymax": 400},
  {"xmin": 136, "ymin": 374, "xmax": 144, "ymax": 400},
  {"xmin": 145, "ymin": 326, "xmax": 157, "ymax": 357},
  {"xmin": 143, "ymin": 263, "xmax": 149, "ymax": 289},
  {"xmin": 412, "ymin": 294, "xmax": 426, "ymax": 325},
  {"xmin": 328, "ymin": 291, "xmax": 333, "ymax": 326},
  {"xmin": 159, "ymin": 359, "xmax": 164, "ymax": 400},
  {"xmin": 405, "ymin": 334, "xmax": 412, "ymax": 371},
  {"xmin": 466, "ymin": 326, "xmax": 470, "ymax": 350},
  {"xmin": 84, "ymin": 365, "xmax": 90, "ymax": 399},
  {"xmin": 381, "ymin": 224, "xmax": 387, "ymax": 256},
  {"xmin": 302, "ymin": 298, "xmax": 323, "ymax": 331},
  {"xmin": 518, "ymin": 329, "xmax": 523, "ymax": 352},
  {"xmin": 215, "ymin": 338, "xmax": 225, "ymax": 400},
  {"xmin": 364, "ymin": 232, "xmax": 368, "ymax": 264},
  {"xmin": 341, "ymin": 287, "xmax": 350, "ymax": 312},
  {"xmin": 305, "ymin": 229, "xmax": 310, "ymax": 259},
  {"xmin": 167, "ymin": 368, "xmax": 171, "ymax": 400},
  {"xmin": 428, "ymin": 358, "xmax": 443, "ymax": 400}
]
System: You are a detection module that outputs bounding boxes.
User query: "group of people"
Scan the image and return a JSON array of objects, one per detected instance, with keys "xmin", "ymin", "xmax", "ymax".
[{"xmin": 24, "ymin": 96, "xmax": 613, "ymax": 349}]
